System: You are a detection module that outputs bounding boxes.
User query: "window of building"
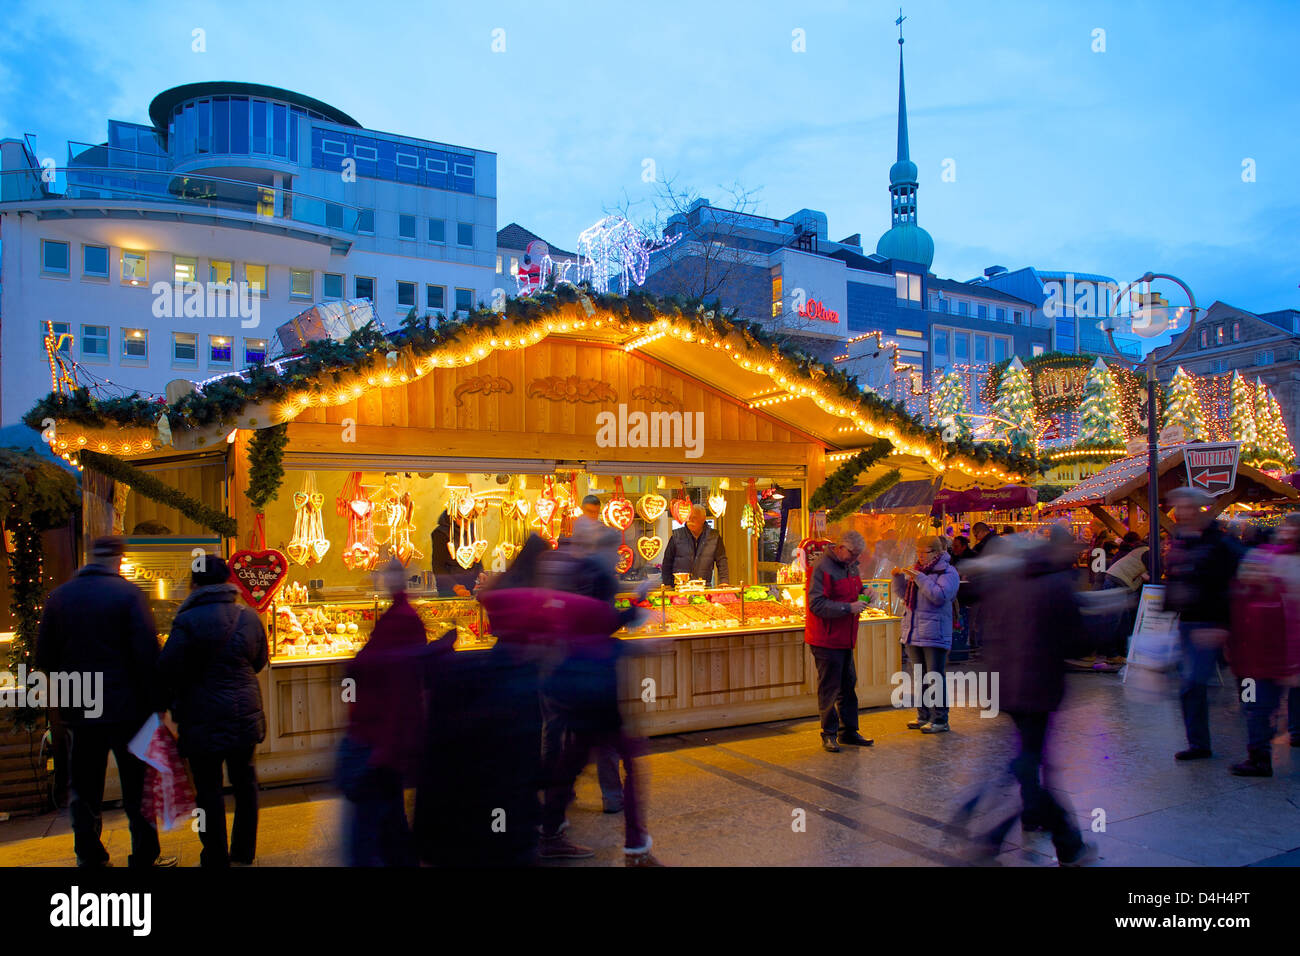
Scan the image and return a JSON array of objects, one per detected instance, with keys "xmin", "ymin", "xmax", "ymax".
[
  {"xmin": 426, "ymin": 285, "xmax": 445, "ymax": 312},
  {"xmin": 82, "ymin": 245, "xmax": 109, "ymax": 278},
  {"xmin": 41, "ymin": 239, "xmax": 70, "ymax": 275},
  {"xmin": 977, "ymin": 304, "xmax": 989, "ymax": 320},
  {"xmin": 1232, "ymin": 321, "xmax": 1241, "ymax": 342},
  {"xmin": 290, "ymin": 269, "xmax": 312, "ymax": 298},
  {"xmin": 399, "ymin": 214, "xmax": 417, "ymax": 240},
  {"xmin": 1257, "ymin": 350, "xmax": 1275, "ymax": 366},
  {"xmin": 957, "ymin": 300, "xmax": 969, "ymax": 316},
  {"xmin": 932, "ymin": 297, "xmax": 948, "ymax": 314},
  {"xmin": 209, "ymin": 335, "xmax": 233, "ymax": 365},
  {"xmin": 42, "ymin": 322, "xmax": 72, "ymax": 355},
  {"xmin": 355, "ymin": 276, "xmax": 375, "ymax": 301},
  {"xmin": 510, "ymin": 256, "xmax": 519, "ymax": 277},
  {"xmin": 994, "ymin": 338, "xmax": 1009, "ymax": 363},
  {"xmin": 1032, "ymin": 343, "xmax": 1045, "ymax": 357},
  {"xmin": 974, "ymin": 335, "xmax": 988, "ymax": 363},
  {"xmin": 353, "ymin": 144, "xmax": 379, "ymax": 162},
  {"xmin": 244, "ymin": 338, "xmax": 268, "ymax": 365},
  {"xmin": 454, "ymin": 162, "xmax": 473, "ymax": 178},
  {"xmin": 1216, "ymin": 325, "xmax": 1225, "ymax": 345},
  {"xmin": 174, "ymin": 255, "xmax": 198, "ymax": 286},
  {"xmin": 121, "ymin": 252, "xmax": 148, "ymax": 286},
  {"xmin": 1013, "ymin": 310, "xmax": 1023, "ymax": 324},
  {"xmin": 396, "ymin": 152, "xmax": 419, "ymax": 169},
  {"xmin": 995, "ymin": 307, "xmax": 1006, "ymax": 321},
  {"xmin": 209, "ymin": 260, "xmax": 233, "ymax": 285},
  {"xmin": 173, "ymin": 332, "xmax": 198, "ymax": 364},
  {"xmin": 1200, "ymin": 328, "xmax": 1209, "ymax": 348},
  {"xmin": 953, "ymin": 332, "xmax": 970, "ymax": 362},
  {"xmin": 122, "ymin": 328, "xmax": 147, "ymax": 360},
  {"xmin": 426, "ymin": 157, "xmax": 448, "ymax": 173},
  {"xmin": 457, "ymin": 223, "xmax": 474, "ymax": 247},
  {"xmin": 894, "ymin": 272, "xmax": 921, "ymax": 302},
  {"xmin": 81, "ymin": 324, "xmax": 109, "ymax": 358},
  {"xmin": 322, "ymin": 139, "xmax": 346, "ymax": 156},
  {"xmin": 454, "ymin": 288, "xmax": 474, "ymax": 315},
  {"xmin": 496, "ymin": 255, "xmax": 503, "ymax": 274},
  {"xmin": 1210, "ymin": 358, "xmax": 1229, "ymax": 374},
  {"xmin": 397, "ymin": 281, "xmax": 416, "ymax": 309},
  {"xmin": 428, "ymin": 219, "xmax": 446, "ymax": 243},
  {"xmin": 323, "ymin": 273, "xmax": 343, "ymax": 299},
  {"xmin": 933, "ymin": 328, "xmax": 949, "ymax": 361},
  {"xmin": 244, "ymin": 264, "xmax": 267, "ymax": 296},
  {"xmin": 357, "ymin": 209, "xmax": 375, "ymax": 234}
]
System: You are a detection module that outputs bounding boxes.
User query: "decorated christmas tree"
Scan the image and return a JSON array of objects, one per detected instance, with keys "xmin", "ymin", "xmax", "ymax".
[
  {"xmin": 1229, "ymin": 370, "xmax": 1258, "ymax": 457},
  {"xmin": 1253, "ymin": 383, "xmax": 1296, "ymax": 467},
  {"xmin": 990, "ymin": 357, "xmax": 1035, "ymax": 451},
  {"xmin": 1161, "ymin": 366, "xmax": 1207, "ymax": 442},
  {"xmin": 1078, "ymin": 357, "xmax": 1125, "ymax": 447},
  {"xmin": 1268, "ymin": 390, "xmax": 1296, "ymax": 466},
  {"xmin": 931, "ymin": 370, "xmax": 971, "ymax": 441}
]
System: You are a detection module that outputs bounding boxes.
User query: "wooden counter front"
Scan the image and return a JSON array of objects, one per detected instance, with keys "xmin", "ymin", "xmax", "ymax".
[{"xmin": 253, "ymin": 618, "xmax": 903, "ymax": 784}]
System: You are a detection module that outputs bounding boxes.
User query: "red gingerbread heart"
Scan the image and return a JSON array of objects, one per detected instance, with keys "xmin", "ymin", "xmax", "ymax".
[
  {"xmin": 669, "ymin": 497, "xmax": 693, "ymax": 524},
  {"xmin": 229, "ymin": 549, "xmax": 289, "ymax": 613},
  {"xmin": 601, "ymin": 498, "xmax": 635, "ymax": 531},
  {"xmin": 615, "ymin": 544, "xmax": 635, "ymax": 574}
]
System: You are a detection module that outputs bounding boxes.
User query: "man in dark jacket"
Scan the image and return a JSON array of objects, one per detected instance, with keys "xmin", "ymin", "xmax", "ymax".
[
  {"xmin": 36, "ymin": 536, "xmax": 173, "ymax": 868},
  {"xmin": 661, "ymin": 505, "xmax": 729, "ymax": 586},
  {"xmin": 158, "ymin": 555, "xmax": 267, "ymax": 866},
  {"xmin": 430, "ymin": 510, "xmax": 483, "ymax": 596},
  {"xmin": 966, "ymin": 527, "xmax": 1095, "ymax": 865},
  {"xmin": 1162, "ymin": 487, "xmax": 1245, "ymax": 761},
  {"xmin": 806, "ymin": 530, "xmax": 872, "ymax": 752}
]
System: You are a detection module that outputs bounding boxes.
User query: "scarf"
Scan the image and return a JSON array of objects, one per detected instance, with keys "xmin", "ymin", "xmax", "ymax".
[{"xmin": 903, "ymin": 552, "xmax": 942, "ymax": 611}]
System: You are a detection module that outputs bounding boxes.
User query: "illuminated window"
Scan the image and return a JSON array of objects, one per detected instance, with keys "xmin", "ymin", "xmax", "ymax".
[
  {"xmin": 122, "ymin": 328, "xmax": 148, "ymax": 360},
  {"xmin": 894, "ymin": 272, "xmax": 921, "ymax": 302},
  {"xmin": 1216, "ymin": 326, "xmax": 1225, "ymax": 345},
  {"xmin": 41, "ymin": 240, "xmax": 70, "ymax": 275},
  {"xmin": 1232, "ymin": 321, "xmax": 1241, "ymax": 342},
  {"xmin": 244, "ymin": 263, "xmax": 267, "ymax": 296},
  {"xmin": 510, "ymin": 256, "xmax": 519, "ymax": 276},
  {"xmin": 290, "ymin": 269, "xmax": 312, "ymax": 297},
  {"xmin": 121, "ymin": 251, "xmax": 148, "ymax": 285},
  {"xmin": 496, "ymin": 255, "xmax": 503, "ymax": 274},
  {"xmin": 209, "ymin": 260, "xmax": 233, "ymax": 285},
  {"xmin": 81, "ymin": 324, "xmax": 108, "ymax": 358},
  {"xmin": 209, "ymin": 335, "xmax": 233, "ymax": 365},
  {"xmin": 1032, "ymin": 343, "xmax": 1045, "ymax": 357},
  {"xmin": 174, "ymin": 256, "xmax": 198, "ymax": 285},
  {"xmin": 244, "ymin": 338, "xmax": 267, "ymax": 365},
  {"xmin": 1199, "ymin": 328, "xmax": 1209, "ymax": 348},
  {"xmin": 173, "ymin": 332, "xmax": 198, "ymax": 364}
]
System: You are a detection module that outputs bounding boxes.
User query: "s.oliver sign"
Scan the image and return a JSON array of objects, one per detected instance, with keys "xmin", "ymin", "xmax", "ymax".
[{"xmin": 797, "ymin": 298, "xmax": 840, "ymax": 323}]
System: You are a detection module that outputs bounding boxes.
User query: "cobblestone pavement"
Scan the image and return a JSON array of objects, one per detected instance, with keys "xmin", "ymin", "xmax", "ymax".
[{"xmin": 2, "ymin": 671, "xmax": 1298, "ymax": 867}]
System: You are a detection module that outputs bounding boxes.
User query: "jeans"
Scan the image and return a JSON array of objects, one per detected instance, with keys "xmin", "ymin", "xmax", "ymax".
[
  {"xmin": 1290, "ymin": 687, "xmax": 1300, "ymax": 740},
  {"xmin": 67, "ymin": 721, "xmax": 160, "ymax": 867},
  {"xmin": 346, "ymin": 766, "xmax": 417, "ymax": 867},
  {"xmin": 189, "ymin": 746, "xmax": 259, "ymax": 867},
  {"xmin": 984, "ymin": 712, "xmax": 1083, "ymax": 860},
  {"xmin": 1178, "ymin": 622, "xmax": 1220, "ymax": 752},
  {"xmin": 905, "ymin": 644, "xmax": 949, "ymax": 724},
  {"xmin": 595, "ymin": 746, "xmax": 623, "ymax": 809},
  {"xmin": 541, "ymin": 721, "xmax": 648, "ymax": 849},
  {"xmin": 809, "ymin": 646, "xmax": 859, "ymax": 736},
  {"xmin": 1242, "ymin": 678, "xmax": 1287, "ymax": 754}
]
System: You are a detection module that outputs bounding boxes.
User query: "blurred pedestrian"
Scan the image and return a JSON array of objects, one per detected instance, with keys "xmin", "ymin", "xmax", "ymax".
[
  {"xmin": 806, "ymin": 530, "xmax": 873, "ymax": 752},
  {"xmin": 35, "ymin": 536, "xmax": 175, "ymax": 868},
  {"xmin": 337, "ymin": 558, "xmax": 425, "ymax": 865},
  {"xmin": 158, "ymin": 554, "xmax": 267, "ymax": 867},
  {"xmin": 897, "ymin": 535, "xmax": 961, "ymax": 733},
  {"xmin": 1226, "ymin": 514, "xmax": 1300, "ymax": 776},
  {"xmin": 962, "ymin": 526, "xmax": 1096, "ymax": 865},
  {"xmin": 1163, "ymin": 487, "xmax": 1245, "ymax": 761}
]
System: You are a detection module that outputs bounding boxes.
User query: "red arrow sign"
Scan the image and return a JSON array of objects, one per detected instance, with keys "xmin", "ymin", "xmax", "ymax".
[{"xmin": 1192, "ymin": 468, "xmax": 1231, "ymax": 489}]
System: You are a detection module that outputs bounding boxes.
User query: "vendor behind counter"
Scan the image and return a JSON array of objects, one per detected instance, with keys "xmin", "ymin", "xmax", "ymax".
[{"xmin": 430, "ymin": 510, "xmax": 484, "ymax": 596}]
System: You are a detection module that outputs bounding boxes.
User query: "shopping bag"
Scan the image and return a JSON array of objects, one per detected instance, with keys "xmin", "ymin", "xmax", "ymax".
[{"xmin": 128, "ymin": 714, "xmax": 197, "ymax": 831}]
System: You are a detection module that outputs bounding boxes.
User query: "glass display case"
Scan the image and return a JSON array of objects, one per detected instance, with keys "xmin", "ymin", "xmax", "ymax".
[{"xmin": 614, "ymin": 582, "xmax": 811, "ymax": 638}]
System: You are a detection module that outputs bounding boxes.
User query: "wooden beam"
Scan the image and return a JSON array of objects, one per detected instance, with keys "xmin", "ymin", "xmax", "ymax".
[
  {"xmin": 1128, "ymin": 493, "xmax": 1176, "ymax": 535},
  {"xmin": 1208, "ymin": 489, "xmax": 1242, "ymax": 520},
  {"xmin": 1088, "ymin": 504, "xmax": 1127, "ymax": 537}
]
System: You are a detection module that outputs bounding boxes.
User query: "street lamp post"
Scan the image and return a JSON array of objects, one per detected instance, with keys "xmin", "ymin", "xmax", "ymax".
[{"xmin": 1103, "ymin": 272, "xmax": 1199, "ymax": 582}]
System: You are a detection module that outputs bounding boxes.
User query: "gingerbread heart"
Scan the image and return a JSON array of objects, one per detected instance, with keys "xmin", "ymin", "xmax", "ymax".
[
  {"xmin": 456, "ymin": 495, "xmax": 476, "ymax": 519},
  {"xmin": 310, "ymin": 492, "xmax": 324, "ymax": 511},
  {"xmin": 637, "ymin": 535, "xmax": 663, "ymax": 561},
  {"xmin": 669, "ymin": 497, "xmax": 692, "ymax": 523},
  {"xmin": 285, "ymin": 541, "xmax": 310, "ymax": 566},
  {"xmin": 350, "ymin": 499, "xmax": 372, "ymax": 518},
  {"xmin": 615, "ymin": 544, "xmax": 634, "ymax": 575},
  {"xmin": 708, "ymin": 494, "xmax": 727, "ymax": 517},
  {"xmin": 312, "ymin": 539, "xmax": 331, "ymax": 561},
  {"xmin": 229, "ymin": 549, "xmax": 289, "ymax": 613},
  {"xmin": 513, "ymin": 497, "xmax": 530, "ymax": 519},
  {"xmin": 292, "ymin": 492, "xmax": 308, "ymax": 510},
  {"xmin": 496, "ymin": 542, "xmax": 519, "ymax": 562},
  {"xmin": 471, "ymin": 539, "xmax": 489, "ymax": 563},
  {"xmin": 638, "ymin": 493, "xmax": 668, "ymax": 523},
  {"xmin": 601, "ymin": 498, "xmax": 635, "ymax": 531},
  {"xmin": 535, "ymin": 498, "xmax": 556, "ymax": 524},
  {"xmin": 455, "ymin": 544, "xmax": 476, "ymax": 569}
]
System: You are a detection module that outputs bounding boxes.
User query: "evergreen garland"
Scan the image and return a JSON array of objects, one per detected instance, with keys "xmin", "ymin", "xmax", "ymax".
[
  {"xmin": 78, "ymin": 450, "xmax": 237, "ymax": 538},
  {"xmin": 827, "ymin": 469, "xmax": 903, "ymax": 522},
  {"xmin": 246, "ymin": 423, "xmax": 289, "ymax": 510},
  {"xmin": 808, "ymin": 438, "xmax": 893, "ymax": 513}
]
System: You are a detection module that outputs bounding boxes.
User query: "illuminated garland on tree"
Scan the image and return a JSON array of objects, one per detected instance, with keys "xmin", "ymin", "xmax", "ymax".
[
  {"xmin": 991, "ymin": 358, "xmax": 1035, "ymax": 452},
  {"xmin": 930, "ymin": 371, "xmax": 971, "ymax": 441},
  {"xmin": 1229, "ymin": 371, "xmax": 1258, "ymax": 457},
  {"xmin": 1266, "ymin": 389, "xmax": 1296, "ymax": 467},
  {"xmin": 1078, "ymin": 358, "xmax": 1125, "ymax": 446},
  {"xmin": 1161, "ymin": 366, "xmax": 1207, "ymax": 441}
]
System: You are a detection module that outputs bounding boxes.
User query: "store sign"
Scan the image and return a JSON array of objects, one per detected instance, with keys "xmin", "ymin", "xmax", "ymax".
[
  {"xmin": 1183, "ymin": 442, "xmax": 1241, "ymax": 496},
  {"xmin": 121, "ymin": 546, "xmax": 216, "ymax": 600},
  {"xmin": 1032, "ymin": 366, "xmax": 1088, "ymax": 403},
  {"xmin": 1158, "ymin": 424, "xmax": 1185, "ymax": 445},
  {"xmin": 797, "ymin": 298, "xmax": 839, "ymax": 323},
  {"xmin": 230, "ymin": 549, "xmax": 290, "ymax": 613}
]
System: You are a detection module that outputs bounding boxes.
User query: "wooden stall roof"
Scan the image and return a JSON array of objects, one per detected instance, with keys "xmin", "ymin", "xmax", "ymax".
[{"xmin": 1044, "ymin": 446, "xmax": 1300, "ymax": 512}]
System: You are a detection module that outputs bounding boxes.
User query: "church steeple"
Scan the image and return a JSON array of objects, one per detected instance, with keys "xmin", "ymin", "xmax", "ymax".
[{"xmin": 876, "ymin": 9, "xmax": 934, "ymax": 269}]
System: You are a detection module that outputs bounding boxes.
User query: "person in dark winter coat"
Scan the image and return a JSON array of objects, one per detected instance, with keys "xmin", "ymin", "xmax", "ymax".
[
  {"xmin": 961, "ymin": 526, "xmax": 1094, "ymax": 865},
  {"xmin": 806, "ymin": 530, "xmax": 873, "ymax": 752},
  {"xmin": 158, "ymin": 554, "xmax": 267, "ymax": 867},
  {"xmin": 661, "ymin": 505, "xmax": 729, "ymax": 585},
  {"xmin": 430, "ymin": 510, "xmax": 483, "ymax": 596},
  {"xmin": 1163, "ymin": 487, "xmax": 1245, "ymax": 761},
  {"xmin": 35, "ymin": 536, "xmax": 172, "ymax": 868},
  {"xmin": 897, "ymin": 536, "xmax": 961, "ymax": 733},
  {"xmin": 339, "ymin": 558, "xmax": 426, "ymax": 865}
]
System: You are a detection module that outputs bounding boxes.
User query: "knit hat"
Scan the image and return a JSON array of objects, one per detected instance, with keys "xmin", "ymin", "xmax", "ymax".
[
  {"xmin": 192, "ymin": 554, "xmax": 230, "ymax": 586},
  {"xmin": 91, "ymin": 536, "xmax": 126, "ymax": 558}
]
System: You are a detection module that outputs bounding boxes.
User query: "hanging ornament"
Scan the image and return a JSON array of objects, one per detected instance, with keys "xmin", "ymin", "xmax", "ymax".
[
  {"xmin": 601, "ymin": 491, "xmax": 635, "ymax": 531},
  {"xmin": 636, "ymin": 534, "xmax": 663, "ymax": 562},
  {"xmin": 616, "ymin": 544, "xmax": 635, "ymax": 574},
  {"xmin": 669, "ymin": 487, "xmax": 692, "ymax": 524},
  {"xmin": 287, "ymin": 473, "xmax": 330, "ymax": 566},
  {"xmin": 740, "ymin": 478, "xmax": 763, "ymax": 537},
  {"xmin": 339, "ymin": 473, "xmax": 377, "ymax": 571},
  {"xmin": 707, "ymin": 479, "xmax": 727, "ymax": 518},
  {"xmin": 637, "ymin": 492, "xmax": 668, "ymax": 523}
]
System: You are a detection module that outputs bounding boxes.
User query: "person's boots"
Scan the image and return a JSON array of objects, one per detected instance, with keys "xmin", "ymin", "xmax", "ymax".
[
  {"xmin": 1229, "ymin": 748, "xmax": 1273, "ymax": 777},
  {"xmin": 821, "ymin": 733, "xmax": 841, "ymax": 753}
]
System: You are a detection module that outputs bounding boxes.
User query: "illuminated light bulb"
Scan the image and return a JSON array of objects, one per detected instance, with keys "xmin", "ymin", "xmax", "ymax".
[
  {"xmin": 367, "ymin": 377, "xmax": 377, "ymax": 386},
  {"xmin": 477, "ymin": 347, "xmax": 486, "ymax": 357},
  {"xmin": 490, "ymin": 339, "xmax": 498, "ymax": 347}
]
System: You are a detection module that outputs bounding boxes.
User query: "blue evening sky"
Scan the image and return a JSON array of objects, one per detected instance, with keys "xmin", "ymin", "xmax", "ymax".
[{"xmin": 3, "ymin": 0, "xmax": 1297, "ymax": 351}]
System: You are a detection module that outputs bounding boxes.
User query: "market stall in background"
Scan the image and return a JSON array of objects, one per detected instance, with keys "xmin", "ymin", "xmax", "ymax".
[{"xmin": 30, "ymin": 289, "xmax": 1034, "ymax": 782}]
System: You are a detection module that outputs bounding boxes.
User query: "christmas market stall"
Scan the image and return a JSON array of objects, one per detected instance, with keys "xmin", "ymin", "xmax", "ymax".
[{"xmin": 28, "ymin": 287, "xmax": 1035, "ymax": 782}]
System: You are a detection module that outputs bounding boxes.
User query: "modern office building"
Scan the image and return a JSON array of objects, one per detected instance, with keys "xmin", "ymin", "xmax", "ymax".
[
  {"xmin": 641, "ymin": 28, "xmax": 1050, "ymax": 385},
  {"xmin": 0, "ymin": 81, "xmax": 496, "ymax": 425}
]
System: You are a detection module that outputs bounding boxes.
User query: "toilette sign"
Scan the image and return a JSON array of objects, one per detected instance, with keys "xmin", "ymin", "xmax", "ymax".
[{"xmin": 797, "ymin": 298, "xmax": 840, "ymax": 323}]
